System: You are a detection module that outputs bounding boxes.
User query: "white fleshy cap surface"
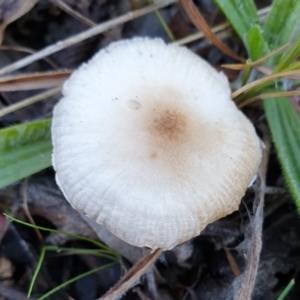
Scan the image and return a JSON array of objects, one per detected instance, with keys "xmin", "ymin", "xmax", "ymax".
[{"xmin": 52, "ymin": 38, "xmax": 261, "ymax": 250}]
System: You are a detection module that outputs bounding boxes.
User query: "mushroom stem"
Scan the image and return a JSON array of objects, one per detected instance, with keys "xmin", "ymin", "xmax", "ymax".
[{"xmin": 100, "ymin": 248, "xmax": 163, "ymax": 300}]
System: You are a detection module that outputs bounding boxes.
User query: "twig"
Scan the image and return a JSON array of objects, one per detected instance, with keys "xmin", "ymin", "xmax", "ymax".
[
  {"xmin": 0, "ymin": 0, "xmax": 177, "ymax": 77},
  {"xmin": 0, "ymin": 45, "xmax": 58, "ymax": 69},
  {"xmin": 174, "ymin": 22, "xmax": 230, "ymax": 45},
  {"xmin": 48, "ymin": 0, "xmax": 96, "ymax": 27},
  {"xmin": 22, "ymin": 179, "xmax": 43, "ymax": 241},
  {"xmin": 0, "ymin": 87, "xmax": 61, "ymax": 117},
  {"xmin": 234, "ymin": 128, "xmax": 270, "ymax": 300},
  {"xmin": 100, "ymin": 248, "xmax": 163, "ymax": 300}
]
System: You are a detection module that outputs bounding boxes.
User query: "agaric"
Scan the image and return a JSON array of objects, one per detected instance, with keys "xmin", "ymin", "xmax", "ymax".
[{"xmin": 52, "ymin": 38, "xmax": 261, "ymax": 250}]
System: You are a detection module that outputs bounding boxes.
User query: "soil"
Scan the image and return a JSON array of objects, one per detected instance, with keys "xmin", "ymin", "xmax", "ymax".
[{"xmin": 0, "ymin": 0, "xmax": 299, "ymax": 299}]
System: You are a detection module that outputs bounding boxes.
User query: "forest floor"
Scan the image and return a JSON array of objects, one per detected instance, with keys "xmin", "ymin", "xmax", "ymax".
[{"xmin": 0, "ymin": 0, "xmax": 299, "ymax": 299}]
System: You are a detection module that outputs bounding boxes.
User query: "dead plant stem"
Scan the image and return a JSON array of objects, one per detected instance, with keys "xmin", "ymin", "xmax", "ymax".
[
  {"xmin": 175, "ymin": 5, "xmax": 270, "ymax": 46},
  {"xmin": 179, "ymin": 0, "xmax": 245, "ymax": 62},
  {"xmin": 48, "ymin": 0, "xmax": 96, "ymax": 27},
  {"xmin": 22, "ymin": 179, "xmax": 43, "ymax": 241},
  {"xmin": 100, "ymin": 248, "xmax": 163, "ymax": 300},
  {"xmin": 0, "ymin": 87, "xmax": 61, "ymax": 117},
  {"xmin": 234, "ymin": 128, "xmax": 270, "ymax": 300},
  {"xmin": 232, "ymin": 70, "xmax": 300, "ymax": 99},
  {"xmin": 0, "ymin": 1, "xmax": 177, "ymax": 77}
]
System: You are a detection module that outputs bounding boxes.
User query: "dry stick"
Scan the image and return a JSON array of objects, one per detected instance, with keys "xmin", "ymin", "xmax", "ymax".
[
  {"xmin": 0, "ymin": 87, "xmax": 61, "ymax": 117},
  {"xmin": 234, "ymin": 129, "xmax": 270, "ymax": 300},
  {"xmin": 174, "ymin": 22, "xmax": 231, "ymax": 45},
  {"xmin": 0, "ymin": 4, "xmax": 274, "ymax": 118},
  {"xmin": 0, "ymin": 45, "xmax": 58, "ymax": 69},
  {"xmin": 48, "ymin": 0, "xmax": 116, "ymax": 40},
  {"xmin": 179, "ymin": 0, "xmax": 245, "ymax": 62},
  {"xmin": 0, "ymin": 0, "xmax": 177, "ymax": 77},
  {"xmin": 100, "ymin": 248, "xmax": 163, "ymax": 300},
  {"xmin": 48, "ymin": 0, "xmax": 96, "ymax": 27}
]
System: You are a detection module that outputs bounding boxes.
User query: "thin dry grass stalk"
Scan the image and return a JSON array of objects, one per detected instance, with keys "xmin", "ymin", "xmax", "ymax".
[
  {"xmin": 239, "ymin": 90, "xmax": 300, "ymax": 108},
  {"xmin": 48, "ymin": 0, "xmax": 96, "ymax": 27},
  {"xmin": 0, "ymin": 0, "xmax": 177, "ymax": 77},
  {"xmin": 222, "ymin": 43, "xmax": 290, "ymax": 71},
  {"xmin": 0, "ymin": 45, "xmax": 58, "ymax": 69},
  {"xmin": 231, "ymin": 70, "xmax": 300, "ymax": 99},
  {"xmin": 100, "ymin": 249, "xmax": 163, "ymax": 300},
  {"xmin": 174, "ymin": 22, "xmax": 231, "ymax": 45},
  {"xmin": 0, "ymin": 87, "xmax": 61, "ymax": 117},
  {"xmin": 175, "ymin": 5, "xmax": 271, "ymax": 46},
  {"xmin": 179, "ymin": 0, "xmax": 245, "ymax": 62},
  {"xmin": 234, "ymin": 127, "xmax": 270, "ymax": 300},
  {"xmin": 221, "ymin": 63, "xmax": 246, "ymax": 71},
  {"xmin": 0, "ymin": 70, "xmax": 71, "ymax": 91},
  {"xmin": 22, "ymin": 179, "xmax": 43, "ymax": 241},
  {"xmin": 221, "ymin": 64, "xmax": 273, "ymax": 75},
  {"xmin": 250, "ymin": 43, "xmax": 290, "ymax": 66}
]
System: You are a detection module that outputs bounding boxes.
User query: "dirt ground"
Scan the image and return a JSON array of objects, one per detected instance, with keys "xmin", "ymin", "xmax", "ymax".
[{"xmin": 0, "ymin": 0, "xmax": 300, "ymax": 299}]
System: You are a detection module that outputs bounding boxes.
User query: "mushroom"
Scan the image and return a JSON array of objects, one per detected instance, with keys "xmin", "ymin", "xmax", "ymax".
[{"xmin": 52, "ymin": 38, "xmax": 261, "ymax": 250}]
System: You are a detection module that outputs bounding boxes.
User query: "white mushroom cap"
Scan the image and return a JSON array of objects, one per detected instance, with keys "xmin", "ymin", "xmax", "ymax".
[{"xmin": 52, "ymin": 38, "xmax": 261, "ymax": 250}]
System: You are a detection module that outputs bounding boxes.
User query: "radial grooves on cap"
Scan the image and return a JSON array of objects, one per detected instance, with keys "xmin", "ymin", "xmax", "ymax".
[{"xmin": 52, "ymin": 38, "xmax": 261, "ymax": 250}]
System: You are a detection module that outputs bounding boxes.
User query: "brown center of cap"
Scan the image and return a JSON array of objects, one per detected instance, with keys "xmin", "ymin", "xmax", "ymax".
[{"xmin": 152, "ymin": 108, "xmax": 187, "ymax": 141}]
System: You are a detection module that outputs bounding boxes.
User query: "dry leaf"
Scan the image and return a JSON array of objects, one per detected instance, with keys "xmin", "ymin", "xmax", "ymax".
[
  {"xmin": 179, "ymin": 0, "xmax": 245, "ymax": 62},
  {"xmin": 0, "ymin": 0, "xmax": 38, "ymax": 44}
]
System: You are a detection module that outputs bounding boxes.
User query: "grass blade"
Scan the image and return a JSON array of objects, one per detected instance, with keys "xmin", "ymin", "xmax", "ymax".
[
  {"xmin": 4, "ymin": 214, "xmax": 119, "ymax": 255},
  {"xmin": 245, "ymin": 25, "xmax": 269, "ymax": 61},
  {"xmin": 277, "ymin": 279, "xmax": 295, "ymax": 300},
  {"xmin": 275, "ymin": 35, "xmax": 300, "ymax": 72},
  {"xmin": 214, "ymin": 0, "xmax": 300, "ymax": 213},
  {"xmin": 37, "ymin": 262, "xmax": 117, "ymax": 300},
  {"xmin": 0, "ymin": 119, "xmax": 52, "ymax": 188},
  {"xmin": 214, "ymin": 0, "xmax": 259, "ymax": 42},
  {"xmin": 264, "ymin": 95, "xmax": 300, "ymax": 212},
  {"xmin": 264, "ymin": 0, "xmax": 300, "ymax": 50}
]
